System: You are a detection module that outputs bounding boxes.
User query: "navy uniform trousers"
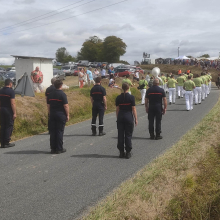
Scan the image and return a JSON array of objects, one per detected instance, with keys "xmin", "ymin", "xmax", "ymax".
[
  {"xmin": 0, "ymin": 107, "xmax": 14, "ymax": 146},
  {"xmin": 117, "ymin": 111, "xmax": 134, "ymax": 153},
  {"xmin": 91, "ymin": 102, "xmax": 105, "ymax": 133},
  {"xmin": 148, "ymin": 105, "xmax": 162, "ymax": 135},
  {"xmin": 49, "ymin": 113, "xmax": 66, "ymax": 151}
]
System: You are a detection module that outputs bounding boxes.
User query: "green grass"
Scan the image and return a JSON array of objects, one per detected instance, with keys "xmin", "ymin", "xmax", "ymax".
[{"xmin": 82, "ymin": 95, "xmax": 220, "ymax": 220}]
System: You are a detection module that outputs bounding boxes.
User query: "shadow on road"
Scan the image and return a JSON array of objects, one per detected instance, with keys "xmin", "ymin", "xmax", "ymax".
[
  {"xmin": 71, "ymin": 154, "xmax": 118, "ymax": 159},
  {"xmin": 112, "ymin": 136, "xmax": 151, "ymax": 140},
  {"xmin": 166, "ymin": 109, "xmax": 187, "ymax": 111},
  {"xmin": 38, "ymin": 134, "xmax": 93, "ymax": 137},
  {"xmin": 4, "ymin": 150, "xmax": 50, "ymax": 155}
]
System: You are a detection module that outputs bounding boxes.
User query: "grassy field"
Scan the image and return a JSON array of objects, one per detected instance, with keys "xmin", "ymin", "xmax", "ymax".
[
  {"xmin": 82, "ymin": 94, "xmax": 220, "ymax": 219},
  {"xmin": 141, "ymin": 64, "xmax": 219, "ymax": 81},
  {"xmin": 11, "ymin": 76, "xmax": 141, "ymax": 141}
]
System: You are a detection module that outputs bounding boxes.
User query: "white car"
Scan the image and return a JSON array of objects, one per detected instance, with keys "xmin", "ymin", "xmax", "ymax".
[
  {"xmin": 108, "ymin": 63, "xmax": 124, "ymax": 69},
  {"xmin": 7, "ymin": 67, "xmax": 16, "ymax": 72}
]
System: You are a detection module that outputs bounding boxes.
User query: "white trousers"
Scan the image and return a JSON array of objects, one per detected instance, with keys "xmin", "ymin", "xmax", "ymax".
[
  {"xmin": 140, "ymin": 89, "xmax": 146, "ymax": 104},
  {"xmin": 185, "ymin": 91, "xmax": 193, "ymax": 110},
  {"xmin": 208, "ymin": 81, "xmax": 211, "ymax": 94},
  {"xmin": 165, "ymin": 83, "xmax": 168, "ymax": 92},
  {"xmin": 33, "ymin": 83, "xmax": 43, "ymax": 92},
  {"xmin": 169, "ymin": 88, "xmax": 176, "ymax": 103},
  {"xmin": 177, "ymin": 86, "xmax": 184, "ymax": 97},
  {"xmin": 193, "ymin": 87, "xmax": 202, "ymax": 104},
  {"xmin": 201, "ymin": 84, "xmax": 206, "ymax": 100},
  {"xmin": 205, "ymin": 85, "xmax": 209, "ymax": 97}
]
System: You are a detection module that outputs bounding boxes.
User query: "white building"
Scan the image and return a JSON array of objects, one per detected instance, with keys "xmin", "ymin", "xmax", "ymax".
[{"xmin": 11, "ymin": 55, "xmax": 54, "ymax": 89}]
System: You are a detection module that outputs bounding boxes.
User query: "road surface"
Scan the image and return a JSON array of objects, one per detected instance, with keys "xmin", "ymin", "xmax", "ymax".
[{"xmin": 0, "ymin": 87, "xmax": 219, "ymax": 220}]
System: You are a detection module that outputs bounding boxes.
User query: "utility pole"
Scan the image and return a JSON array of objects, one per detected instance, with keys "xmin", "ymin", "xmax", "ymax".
[{"xmin": 178, "ymin": 47, "xmax": 180, "ymax": 57}]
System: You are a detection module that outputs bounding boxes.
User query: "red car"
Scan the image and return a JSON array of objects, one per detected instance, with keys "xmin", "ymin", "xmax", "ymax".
[
  {"xmin": 115, "ymin": 69, "xmax": 132, "ymax": 77},
  {"xmin": 135, "ymin": 67, "xmax": 144, "ymax": 74}
]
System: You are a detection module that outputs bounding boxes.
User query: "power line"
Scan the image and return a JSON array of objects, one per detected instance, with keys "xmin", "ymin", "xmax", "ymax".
[
  {"xmin": 1, "ymin": 0, "xmax": 129, "ymax": 36},
  {"xmin": 0, "ymin": 0, "xmax": 89, "ymax": 32}
]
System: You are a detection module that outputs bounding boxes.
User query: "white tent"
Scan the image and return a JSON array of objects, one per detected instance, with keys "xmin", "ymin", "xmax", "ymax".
[{"xmin": 175, "ymin": 55, "xmax": 190, "ymax": 60}]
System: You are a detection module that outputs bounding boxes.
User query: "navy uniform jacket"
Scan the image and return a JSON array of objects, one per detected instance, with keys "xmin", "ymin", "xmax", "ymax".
[
  {"xmin": 0, "ymin": 87, "xmax": 15, "ymax": 113},
  {"xmin": 90, "ymin": 85, "xmax": 106, "ymax": 106}
]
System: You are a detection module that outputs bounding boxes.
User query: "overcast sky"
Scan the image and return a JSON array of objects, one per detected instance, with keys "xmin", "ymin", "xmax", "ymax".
[{"xmin": 0, "ymin": 0, "xmax": 219, "ymax": 65}]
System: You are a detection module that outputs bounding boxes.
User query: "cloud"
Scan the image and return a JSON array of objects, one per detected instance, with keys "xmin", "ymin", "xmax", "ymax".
[
  {"xmin": 1, "ymin": 0, "xmax": 220, "ymax": 64},
  {"xmin": 14, "ymin": 0, "xmax": 35, "ymax": 4}
]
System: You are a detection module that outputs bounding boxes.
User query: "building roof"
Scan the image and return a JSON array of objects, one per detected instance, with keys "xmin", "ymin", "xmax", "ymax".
[{"xmin": 11, "ymin": 55, "xmax": 54, "ymax": 60}]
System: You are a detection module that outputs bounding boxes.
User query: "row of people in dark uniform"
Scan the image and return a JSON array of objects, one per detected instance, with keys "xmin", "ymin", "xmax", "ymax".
[{"xmin": 0, "ymin": 77, "xmax": 167, "ymax": 159}]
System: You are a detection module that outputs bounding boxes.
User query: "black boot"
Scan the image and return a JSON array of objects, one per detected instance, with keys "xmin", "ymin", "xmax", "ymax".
[
  {"xmin": 119, "ymin": 151, "xmax": 125, "ymax": 158},
  {"xmin": 99, "ymin": 126, "xmax": 106, "ymax": 136},
  {"xmin": 150, "ymin": 133, "xmax": 155, "ymax": 140},
  {"xmin": 3, "ymin": 143, "xmax": 15, "ymax": 148},
  {"xmin": 91, "ymin": 125, "xmax": 97, "ymax": 136},
  {"xmin": 155, "ymin": 134, "xmax": 163, "ymax": 140}
]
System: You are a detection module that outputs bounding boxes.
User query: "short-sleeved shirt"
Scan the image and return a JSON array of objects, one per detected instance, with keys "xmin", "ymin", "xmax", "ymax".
[
  {"xmin": 161, "ymin": 76, "xmax": 167, "ymax": 83},
  {"xmin": 122, "ymin": 78, "xmax": 132, "ymax": 93},
  {"xmin": 167, "ymin": 78, "xmax": 177, "ymax": 88},
  {"xmin": 47, "ymin": 90, "xmax": 68, "ymax": 115},
  {"xmin": 139, "ymin": 80, "xmax": 148, "ymax": 89},
  {"xmin": 101, "ymin": 69, "xmax": 106, "ymax": 76},
  {"xmin": 87, "ymin": 70, "xmax": 93, "ymax": 80},
  {"xmin": 116, "ymin": 93, "xmax": 135, "ymax": 112},
  {"xmin": 177, "ymin": 76, "xmax": 185, "ymax": 86},
  {"xmin": 31, "ymin": 71, "xmax": 43, "ymax": 83},
  {"xmin": 183, "ymin": 80, "xmax": 195, "ymax": 91},
  {"xmin": 0, "ymin": 87, "xmax": 15, "ymax": 111},
  {"xmin": 193, "ymin": 78, "xmax": 203, "ymax": 87},
  {"xmin": 146, "ymin": 85, "xmax": 166, "ymax": 107},
  {"xmin": 45, "ymin": 85, "xmax": 56, "ymax": 102},
  {"xmin": 90, "ymin": 85, "xmax": 106, "ymax": 102}
]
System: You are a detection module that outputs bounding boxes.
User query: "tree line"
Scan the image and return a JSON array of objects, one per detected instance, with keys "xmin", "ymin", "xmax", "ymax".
[{"xmin": 55, "ymin": 35, "xmax": 127, "ymax": 64}]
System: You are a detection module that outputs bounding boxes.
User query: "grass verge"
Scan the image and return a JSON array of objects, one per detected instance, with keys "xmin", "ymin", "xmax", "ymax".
[{"xmin": 82, "ymin": 95, "xmax": 220, "ymax": 220}]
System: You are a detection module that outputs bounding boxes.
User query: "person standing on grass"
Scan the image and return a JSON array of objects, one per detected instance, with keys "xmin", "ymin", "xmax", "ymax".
[
  {"xmin": 87, "ymin": 67, "xmax": 95, "ymax": 86},
  {"xmin": 183, "ymin": 76, "xmax": 195, "ymax": 111},
  {"xmin": 0, "ymin": 79, "xmax": 16, "ymax": 148},
  {"xmin": 193, "ymin": 74, "xmax": 203, "ymax": 105},
  {"xmin": 47, "ymin": 80, "xmax": 69, "ymax": 154},
  {"xmin": 122, "ymin": 74, "xmax": 133, "ymax": 94},
  {"xmin": 145, "ymin": 79, "xmax": 167, "ymax": 140},
  {"xmin": 116, "ymin": 83, "xmax": 138, "ymax": 159},
  {"xmin": 138, "ymin": 76, "xmax": 148, "ymax": 105},
  {"xmin": 100, "ymin": 68, "xmax": 106, "ymax": 79},
  {"xmin": 78, "ymin": 68, "xmax": 84, "ymax": 88},
  {"xmin": 45, "ymin": 78, "xmax": 56, "ymax": 133},
  {"xmin": 167, "ymin": 75, "xmax": 178, "ymax": 105},
  {"xmin": 90, "ymin": 77, "xmax": 107, "ymax": 136},
  {"xmin": 176, "ymin": 73, "xmax": 185, "ymax": 98},
  {"xmin": 31, "ymin": 66, "xmax": 44, "ymax": 92}
]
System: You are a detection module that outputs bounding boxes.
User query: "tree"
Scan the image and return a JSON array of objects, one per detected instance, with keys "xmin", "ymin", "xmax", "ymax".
[
  {"xmin": 56, "ymin": 47, "xmax": 69, "ymax": 63},
  {"xmin": 199, "ymin": 54, "xmax": 210, "ymax": 58},
  {"xmin": 102, "ymin": 36, "xmax": 127, "ymax": 63},
  {"xmin": 186, "ymin": 55, "xmax": 193, "ymax": 58},
  {"xmin": 55, "ymin": 47, "xmax": 76, "ymax": 63},
  {"xmin": 77, "ymin": 36, "xmax": 103, "ymax": 61},
  {"xmin": 120, "ymin": 60, "xmax": 130, "ymax": 65}
]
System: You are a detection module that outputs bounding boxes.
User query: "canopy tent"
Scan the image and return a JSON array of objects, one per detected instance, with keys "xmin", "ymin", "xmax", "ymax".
[
  {"xmin": 175, "ymin": 55, "xmax": 190, "ymax": 60},
  {"xmin": 208, "ymin": 57, "xmax": 219, "ymax": 60}
]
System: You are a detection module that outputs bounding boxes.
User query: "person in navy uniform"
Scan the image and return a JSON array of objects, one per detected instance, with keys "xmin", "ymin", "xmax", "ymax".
[
  {"xmin": 0, "ymin": 79, "xmax": 16, "ymax": 148},
  {"xmin": 90, "ymin": 77, "xmax": 107, "ymax": 136},
  {"xmin": 45, "ymin": 78, "xmax": 56, "ymax": 133},
  {"xmin": 47, "ymin": 80, "xmax": 69, "ymax": 154},
  {"xmin": 145, "ymin": 79, "xmax": 167, "ymax": 140},
  {"xmin": 116, "ymin": 83, "xmax": 138, "ymax": 159}
]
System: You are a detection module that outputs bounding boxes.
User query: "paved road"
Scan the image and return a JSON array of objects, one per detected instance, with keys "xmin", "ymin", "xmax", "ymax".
[{"xmin": 0, "ymin": 87, "xmax": 219, "ymax": 220}]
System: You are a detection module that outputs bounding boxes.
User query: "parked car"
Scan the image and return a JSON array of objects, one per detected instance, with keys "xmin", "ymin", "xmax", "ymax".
[
  {"xmin": 0, "ymin": 74, "xmax": 7, "ymax": 88},
  {"xmin": 0, "ymin": 67, "xmax": 6, "ymax": 73},
  {"xmin": 5, "ymin": 71, "xmax": 16, "ymax": 85},
  {"xmin": 6, "ymin": 67, "xmax": 16, "ymax": 72},
  {"xmin": 77, "ymin": 60, "xmax": 89, "ymax": 67},
  {"xmin": 88, "ymin": 62, "xmax": 98, "ymax": 68},
  {"xmin": 135, "ymin": 67, "xmax": 145, "ymax": 74},
  {"xmin": 53, "ymin": 69, "xmax": 66, "ymax": 80},
  {"xmin": 108, "ymin": 63, "xmax": 124, "ymax": 69},
  {"xmin": 61, "ymin": 65, "xmax": 76, "ymax": 76},
  {"xmin": 115, "ymin": 67, "xmax": 132, "ymax": 77},
  {"xmin": 56, "ymin": 62, "xmax": 62, "ymax": 66}
]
